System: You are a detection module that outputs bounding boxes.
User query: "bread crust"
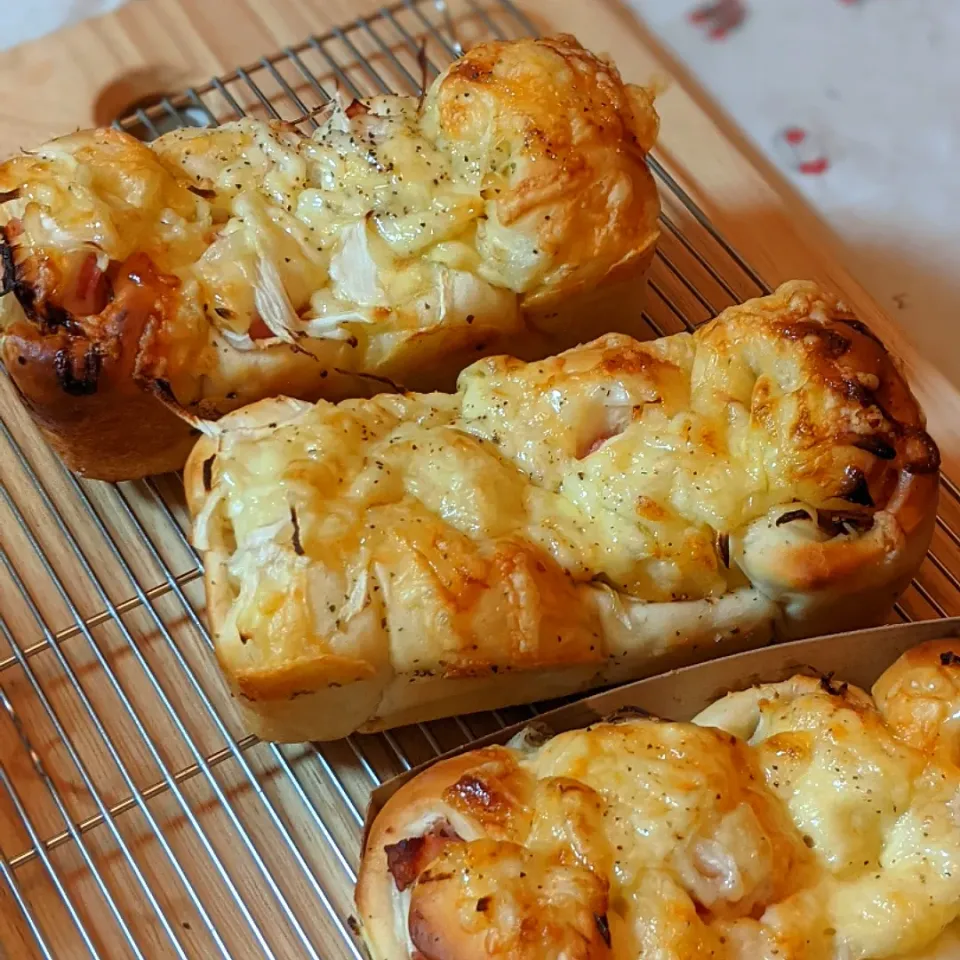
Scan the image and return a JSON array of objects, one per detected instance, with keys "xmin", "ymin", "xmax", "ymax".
[
  {"xmin": 356, "ymin": 746, "xmax": 527, "ymax": 960},
  {"xmin": 184, "ymin": 281, "xmax": 938, "ymax": 744},
  {"xmin": 1, "ymin": 306, "xmax": 196, "ymax": 481},
  {"xmin": 871, "ymin": 639, "xmax": 960, "ymax": 755},
  {"xmin": 0, "ymin": 34, "xmax": 659, "ymax": 480}
]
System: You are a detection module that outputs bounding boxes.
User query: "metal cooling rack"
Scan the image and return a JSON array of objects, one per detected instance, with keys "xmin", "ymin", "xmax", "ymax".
[{"xmin": 3, "ymin": 0, "xmax": 960, "ymax": 956}]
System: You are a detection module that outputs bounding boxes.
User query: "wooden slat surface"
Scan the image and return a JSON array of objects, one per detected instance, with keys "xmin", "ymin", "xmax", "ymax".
[{"xmin": 1, "ymin": 2, "xmax": 960, "ymax": 958}]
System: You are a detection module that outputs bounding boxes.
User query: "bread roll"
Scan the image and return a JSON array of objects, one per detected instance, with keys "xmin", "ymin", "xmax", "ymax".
[
  {"xmin": 183, "ymin": 281, "xmax": 938, "ymax": 742},
  {"xmin": 357, "ymin": 639, "xmax": 960, "ymax": 959},
  {"xmin": 0, "ymin": 34, "xmax": 660, "ymax": 479}
]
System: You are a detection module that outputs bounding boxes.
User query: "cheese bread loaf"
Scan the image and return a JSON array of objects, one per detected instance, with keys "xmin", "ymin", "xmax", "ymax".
[
  {"xmin": 184, "ymin": 281, "xmax": 938, "ymax": 742},
  {"xmin": 357, "ymin": 640, "xmax": 960, "ymax": 959},
  {"xmin": 0, "ymin": 34, "xmax": 659, "ymax": 479}
]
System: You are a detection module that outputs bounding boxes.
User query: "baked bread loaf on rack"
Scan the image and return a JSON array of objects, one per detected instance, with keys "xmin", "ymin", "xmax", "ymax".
[
  {"xmin": 356, "ymin": 639, "xmax": 960, "ymax": 960},
  {"xmin": 0, "ymin": 34, "xmax": 660, "ymax": 480},
  {"xmin": 183, "ymin": 281, "xmax": 938, "ymax": 742}
]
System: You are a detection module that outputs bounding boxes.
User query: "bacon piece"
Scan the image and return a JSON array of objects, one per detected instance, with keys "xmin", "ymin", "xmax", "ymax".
[
  {"xmin": 577, "ymin": 410, "xmax": 634, "ymax": 459},
  {"xmin": 64, "ymin": 251, "xmax": 111, "ymax": 317},
  {"xmin": 248, "ymin": 315, "xmax": 272, "ymax": 340},
  {"xmin": 583, "ymin": 430, "xmax": 619, "ymax": 457},
  {"xmin": 384, "ymin": 821, "xmax": 462, "ymax": 892},
  {"xmin": 345, "ymin": 99, "xmax": 370, "ymax": 120}
]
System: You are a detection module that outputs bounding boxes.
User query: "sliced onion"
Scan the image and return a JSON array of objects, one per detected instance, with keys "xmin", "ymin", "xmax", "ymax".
[
  {"xmin": 244, "ymin": 517, "xmax": 289, "ymax": 549},
  {"xmin": 191, "ymin": 486, "xmax": 223, "ymax": 551},
  {"xmin": 318, "ymin": 89, "xmax": 354, "ymax": 136},
  {"xmin": 218, "ymin": 328, "xmax": 257, "ymax": 351},
  {"xmin": 217, "ymin": 327, "xmax": 291, "ymax": 352},
  {"xmin": 329, "ymin": 221, "xmax": 387, "ymax": 308},
  {"xmin": 253, "ymin": 255, "xmax": 308, "ymax": 345},
  {"xmin": 303, "ymin": 309, "xmax": 376, "ymax": 339},
  {"xmin": 338, "ymin": 568, "xmax": 369, "ymax": 623},
  {"xmin": 143, "ymin": 378, "xmax": 223, "ymax": 438},
  {"xmin": 215, "ymin": 398, "xmax": 313, "ymax": 444},
  {"xmin": 181, "ymin": 413, "xmax": 222, "ymax": 439},
  {"xmin": 304, "ymin": 100, "xmax": 337, "ymax": 129}
]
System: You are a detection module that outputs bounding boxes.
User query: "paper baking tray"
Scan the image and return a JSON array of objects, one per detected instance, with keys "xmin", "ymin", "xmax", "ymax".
[{"xmin": 364, "ymin": 616, "xmax": 960, "ymax": 830}]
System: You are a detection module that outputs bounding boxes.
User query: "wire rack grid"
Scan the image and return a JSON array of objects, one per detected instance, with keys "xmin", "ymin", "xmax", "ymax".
[{"xmin": 2, "ymin": 0, "xmax": 960, "ymax": 957}]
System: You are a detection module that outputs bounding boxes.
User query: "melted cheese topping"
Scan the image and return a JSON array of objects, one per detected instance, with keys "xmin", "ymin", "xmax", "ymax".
[
  {"xmin": 375, "ymin": 646, "xmax": 960, "ymax": 959},
  {"xmin": 0, "ymin": 34, "xmax": 659, "ymax": 401},
  {"xmin": 199, "ymin": 282, "xmax": 918, "ymax": 686}
]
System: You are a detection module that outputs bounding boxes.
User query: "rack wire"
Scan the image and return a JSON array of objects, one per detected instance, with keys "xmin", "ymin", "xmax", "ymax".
[{"xmin": 2, "ymin": 0, "xmax": 960, "ymax": 956}]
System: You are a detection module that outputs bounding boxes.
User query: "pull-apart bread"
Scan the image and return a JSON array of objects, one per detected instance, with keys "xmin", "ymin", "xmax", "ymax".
[
  {"xmin": 0, "ymin": 34, "xmax": 660, "ymax": 480},
  {"xmin": 184, "ymin": 281, "xmax": 938, "ymax": 742},
  {"xmin": 357, "ymin": 640, "xmax": 960, "ymax": 960}
]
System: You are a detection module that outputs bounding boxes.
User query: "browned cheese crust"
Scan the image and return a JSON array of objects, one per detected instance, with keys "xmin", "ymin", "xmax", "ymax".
[
  {"xmin": 183, "ymin": 281, "xmax": 938, "ymax": 743},
  {"xmin": 0, "ymin": 34, "xmax": 660, "ymax": 480},
  {"xmin": 357, "ymin": 641, "xmax": 960, "ymax": 959}
]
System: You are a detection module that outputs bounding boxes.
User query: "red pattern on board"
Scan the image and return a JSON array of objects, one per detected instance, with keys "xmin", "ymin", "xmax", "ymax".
[
  {"xmin": 688, "ymin": 0, "xmax": 747, "ymax": 41},
  {"xmin": 774, "ymin": 126, "xmax": 831, "ymax": 176}
]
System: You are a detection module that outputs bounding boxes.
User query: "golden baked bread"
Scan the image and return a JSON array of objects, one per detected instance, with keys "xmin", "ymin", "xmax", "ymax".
[
  {"xmin": 183, "ymin": 281, "xmax": 938, "ymax": 742},
  {"xmin": 357, "ymin": 639, "xmax": 960, "ymax": 959},
  {"xmin": 0, "ymin": 34, "xmax": 659, "ymax": 480}
]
